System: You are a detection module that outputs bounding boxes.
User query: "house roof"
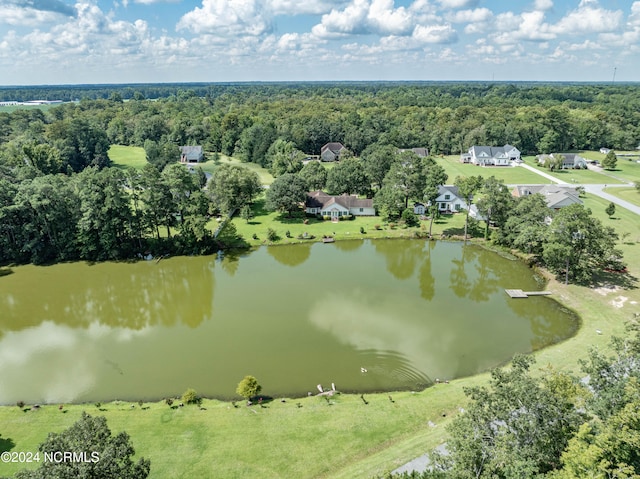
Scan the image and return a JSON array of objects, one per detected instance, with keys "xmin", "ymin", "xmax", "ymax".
[
  {"xmin": 438, "ymin": 185, "xmax": 462, "ymax": 199},
  {"xmin": 305, "ymin": 190, "xmax": 372, "ymax": 210},
  {"xmin": 321, "ymin": 142, "xmax": 345, "ymax": 154},
  {"xmin": 180, "ymin": 146, "xmax": 203, "ymax": 160},
  {"xmin": 511, "ymin": 185, "xmax": 582, "ymax": 209},
  {"xmin": 398, "ymin": 147, "xmax": 429, "ymax": 157},
  {"xmin": 469, "ymin": 145, "xmax": 520, "ymax": 159}
]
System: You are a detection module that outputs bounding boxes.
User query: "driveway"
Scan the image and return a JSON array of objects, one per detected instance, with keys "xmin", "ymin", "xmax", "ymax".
[{"xmin": 516, "ymin": 163, "xmax": 640, "ymax": 216}]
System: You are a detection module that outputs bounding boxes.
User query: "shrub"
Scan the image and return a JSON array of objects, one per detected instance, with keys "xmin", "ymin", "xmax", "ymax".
[
  {"xmin": 165, "ymin": 398, "xmax": 174, "ymax": 407},
  {"xmin": 266, "ymin": 228, "xmax": 279, "ymax": 242},
  {"xmin": 360, "ymin": 226, "xmax": 365, "ymax": 234},
  {"xmin": 285, "ymin": 230, "xmax": 291, "ymax": 238},
  {"xmin": 236, "ymin": 375, "xmax": 262, "ymax": 400},
  {"xmin": 374, "ymin": 224, "xmax": 382, "ymax": 230},
  {"xmin": 181, "ymin": 388, "xmax": 201, "ymax": 405},
  {"xmin": 252, "ymin": 233, "xmax": 258, "ymax": 240},
  {"xmin": 17, "ymin": 400, "xmax": 25, "ymax": 408}
]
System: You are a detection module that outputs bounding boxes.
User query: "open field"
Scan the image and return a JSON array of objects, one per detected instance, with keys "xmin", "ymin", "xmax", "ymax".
[
  {"xmin": 594, "ymin": 156, "xmax": 640, "ymax": 184},
  {"xmin": 436, "ymin": 156, "xmax": 546, "ymax": 184},
  {"xmin": 583, "ymin": 193, "xmax": 640, "ymax": 246},
  {"xmin": 520, "ymin": 156, "xmax": 625, "ymax": 184},
  {"xmin": 603, "ymin": 186, "xmax": 640, "ymax": 208},
  {"xmin": 108, "ymin": 145, "xmax": 148, "ymax": 170}
]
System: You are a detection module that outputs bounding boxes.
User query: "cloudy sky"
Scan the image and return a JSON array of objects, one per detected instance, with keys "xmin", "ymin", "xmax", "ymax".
[{"xmin": 0, "ymin": 0, "xmax": 638, "ymax": 85}]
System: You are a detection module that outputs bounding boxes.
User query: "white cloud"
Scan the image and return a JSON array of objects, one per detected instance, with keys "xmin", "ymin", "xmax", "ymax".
[
  {"xmin": 413, "ymin": 23, "xmax": 456, "ymax": 43},
  {"xmin": 492, "ymin": 10, "xmax": 555, "ymax": 44},
  {"xmin": 437, "ymin": 0, "xmax": 477, "ymax": 9},
  {"xmin": 533, "ymin": 0, "xmax": 553, "ymax": 11},
  {"xmin": 550, "ymin": 1, "xmax": 622, "ymax": 34},
  {"xmin": 447, "ymin": 7, "xmax": 492, "ymax": 23},
  {"xmin": 177, "ymin": 0, "xmax": 272, "ymax": 36}
]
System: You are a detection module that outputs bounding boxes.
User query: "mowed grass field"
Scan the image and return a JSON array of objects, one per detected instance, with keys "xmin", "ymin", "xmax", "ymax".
[
  {"xmin": 108, "ymin": 145, "xmax": 148, "ymax": 170},
  {"xmin": 108, "ymin": 145, "xmax": 275, "ymax": 185},
  {"xmin": 436, "ymin": 156, "xmax": 546, "ymax": 184},
  {"xmin": 603, "ymin": 186, "xmax": 640, "ymax": 208}
]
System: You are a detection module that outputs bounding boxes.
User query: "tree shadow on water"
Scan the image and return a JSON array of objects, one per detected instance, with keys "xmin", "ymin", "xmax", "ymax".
[{"xmin": 0, "ymin": 435, "xmax": 16, "ymax": 453}]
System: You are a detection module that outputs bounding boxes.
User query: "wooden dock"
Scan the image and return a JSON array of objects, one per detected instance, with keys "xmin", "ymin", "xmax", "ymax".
[{"xmin": 505, "ymin": 289, "xmax": 552, "ymax": 298}]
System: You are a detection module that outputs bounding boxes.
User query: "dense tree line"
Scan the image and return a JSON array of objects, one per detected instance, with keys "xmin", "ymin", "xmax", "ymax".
[
  {"xmin": 1, "ymin": 83, "xmax": 639, "ymax": 171},
  {"xmin": 388, "ymin": 322, "xmax": 640, "ymax": 479},
  {"xmin": 0, "ymin": 163, "xmax": 223, "ymax": 264}
]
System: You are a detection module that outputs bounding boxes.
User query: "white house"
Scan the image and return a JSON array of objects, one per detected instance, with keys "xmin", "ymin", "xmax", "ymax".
[
  {"xmin": 461, "ymin": 145, "xmax": 521, "ymax": 166},
  {"xmin": 305, "ymin": 191, "xmax": 375, "ymax": 217},
  {"xmin": 320, "ymin": 143, "xmax": 346, "ymax": 162},
  {"xmin": 434, "ymin": 185, "xmax": 467, "ymax": 213}
]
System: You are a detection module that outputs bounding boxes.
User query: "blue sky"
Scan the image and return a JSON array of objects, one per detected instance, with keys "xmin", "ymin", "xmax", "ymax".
[{"xmin": 0, "ymin": 0, "xmax": 639, "ymax": 85}]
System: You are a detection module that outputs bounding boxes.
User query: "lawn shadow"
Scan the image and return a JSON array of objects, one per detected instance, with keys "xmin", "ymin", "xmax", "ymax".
[
  {"xmin": 0, "ymin": 435, "xmax": 16, "ymax": 453},
  {"xmin": 590, "ymin": 270, "xmax": 639, "ymax": 290}
]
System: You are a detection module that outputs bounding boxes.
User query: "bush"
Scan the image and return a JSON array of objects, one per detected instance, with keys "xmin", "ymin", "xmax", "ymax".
[
  {"xmin": 165, "ymin": 398, "xmax": 174, "ymax": 407},
  {"xmin": 401, "ymin": 208, "xmax": 419, "ymax": 227},
  {"xmin": 374, "ymin": 224, "xmax": 382, "ymax": 230},
  {"xmin": 360, "ymin": 226, "xmax": 365, "ymax": 234},
  {"xmin": 17, "ymin": 400, "xmax": 25, "ymax": 409},
  {"xmin": 181, "ymin": 388, "xmax": 201, "ymax": 405},
  {"xmin": 266, "ymin": 228, "xmax": 279, "ymax": 242},
  {"xmin": 236, "ymin": 375, "xmax": 262, "ymax": 400}
]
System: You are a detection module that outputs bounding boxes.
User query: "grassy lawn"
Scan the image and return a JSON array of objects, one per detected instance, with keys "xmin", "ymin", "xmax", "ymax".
[
  {"xmin": 436, "ymin": 156, "xmax": 545, "ymax": 184},
  {"xmin": 583, "ymin": 193, "xmax": 640, "ymax": 245},
  {"xmin": 603, "ymin": 186, "xmax": 640, "ymax": 208},
  {"xmin": 595, "ymin": 157, "xmax": 640, "ymax": 184},
  {"xmin": 522, "ymin": 157, "xmax": 625, "ymax": 185},
  {"xmin": 229, "ymin": 197, "xmax": 471, "ymax": 247},
  {"xmin": 108, "ymin": 145, "xmax": 148, "ymax": 170}
]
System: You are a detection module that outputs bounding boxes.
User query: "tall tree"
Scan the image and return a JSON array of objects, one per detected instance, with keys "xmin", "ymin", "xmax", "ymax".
[
  {"xmin": 454, "ymin": 175, "xmax": 483, "ymax": 242},
  {"xmin": 207, "ymin": 164, "xmax": 261, "ymax": 215},
  {"xmin": 602, "ymin": 150, "xmax": 617, "ymax": 170},
  {"xmin": 265, "ymin": 173, "xmax": 308, "ymax": 217},
  {"xmin": 325, "ymin": 157, "xmax": 370, "ymax": 196},
  {"xmin": 298, "ymin": 160, "xmax": 327, "ymax": 191},
  {"xmin": 267, "ymin": 139, "xmax": 304, "ymax": 177},
  {"xmin": 543, "ymin": 203, "xmax": 621, "ymax": 284},
  {"xmin": 382, "ymin": 151, "xmax": 426, "ymax": 208},
  {"xmin": 475, "ymin": 176, "xmax": 515, "ymax": 239},
  {"xmin": 14, "ymin": 412, "xmax": 150, "ymax": 479}
]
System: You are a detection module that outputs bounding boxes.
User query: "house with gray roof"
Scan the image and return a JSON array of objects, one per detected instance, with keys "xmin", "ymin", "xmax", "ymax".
[
  {"xmin": 180, "ymin": 146, "xmax": 204, "ymax": 163},
  {"xmin": 399, "ymin": 147, "xmax": 429, "ymax": 157},
  {"xmin": 461, "ymin": 145, "xmax": 521, "ymax": 166},
  {"xmin": 305, "ymin": 191, "xmax": 375, "ymax": 217},
  {"xmin": 320, "ymin": 143, "xmax": 346, "ymax": 162},
  {"xmin": 536, "ymin": 153, "xmax": 587, "ymax": 169},
  {"xmin": 434, "ymin": 185, "xmax": 467, "ymax": 213},
  {"xmin": 512, "ymin": 185, "xmax": 582, "ymax": 210}
]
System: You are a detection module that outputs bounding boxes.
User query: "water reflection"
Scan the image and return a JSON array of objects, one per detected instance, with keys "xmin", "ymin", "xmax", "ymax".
[
  {"xmin": 373, "ymin": 239, "xmax": 425, "ymax": 280},
  {"xmin": 419, "ymin": 241, "xmax": 436, "ymax": 301},
  {"xmin": 0, "ymin": 240, "xmax": 579, "ymax": 403},
  {"xmin": 266, "ymin": 243, "xmax": 312, "ymax": 267},
  {"xmin": 0, "ymin": 258, "xmax": 215, "ymax": 332}
]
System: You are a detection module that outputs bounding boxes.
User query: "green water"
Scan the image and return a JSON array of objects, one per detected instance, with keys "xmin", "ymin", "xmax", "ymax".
[{"xmin": 0, "ymin": 240, "xmax": 578, "ymax": 404}]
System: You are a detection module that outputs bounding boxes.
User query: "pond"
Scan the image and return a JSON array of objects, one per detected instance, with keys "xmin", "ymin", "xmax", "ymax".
[{"xmin": 0, "ymin": 240, "xmax": 578, "ymax": 404}]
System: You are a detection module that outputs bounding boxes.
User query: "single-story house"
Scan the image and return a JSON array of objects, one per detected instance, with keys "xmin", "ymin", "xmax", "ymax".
[
  {"xmin": 180, "ymin": 146, "xmax": 204, "ymax": 163},
  {"xmin": 536, "ymin": 153, "xmax": 587, "ymax": 169},
  {"xmin": 305, "ymin": 191, "xmax": 375, "ymax": 217},
  {"xmin": 461, "ymin": 145, "xmax": 521, "ymax": 166},
  {"xmin": 512, "ymin": 185, "xmax": 582, "ymax": 210},
  {"xmin": 434, "ymin": 185, "xmax": 467, "ymax": 213},
  {"xmin": 399, "ymin": 147, "xmax": 429, "ymax": 157},
  {"xmin": 320, "ymin": 142, "xmax": 346, "ymax": 162}
]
